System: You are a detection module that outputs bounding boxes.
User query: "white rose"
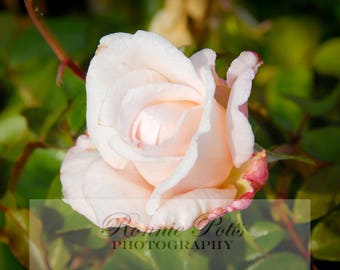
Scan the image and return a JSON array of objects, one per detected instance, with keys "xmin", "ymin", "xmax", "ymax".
[{"xmin": 61, "ymin": 31, "xmax": 268, "ymax": 231}]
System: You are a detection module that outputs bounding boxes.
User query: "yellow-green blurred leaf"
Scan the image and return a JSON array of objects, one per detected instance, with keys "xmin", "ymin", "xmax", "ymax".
[
  {"xmin": 294, "ymin": 165, "xmax": 340, "ymax": 223},
  {"xmin": 265, "ymin": 17, "xmax": 319, "ymax": 67},
  {"xmin": 47, "ymin": 238, "xmax": 71, "ymax": 270},
  {"xmin": 246, "ymin": 221, "xmax": 285, "ymax": 261},
  {"xmin": 314, "ymin": 38, "xmax": 340, "ymax": 77},
  {"xmin": 247, "ymin": 252, "xmax": 308, "ymax": 270},
  {"xmin": 311, "ymin": 210, "xmax": 340, "ymax": 261},
  {"xmin": 4, "ymin": 208, "xmax": 48, "ymax": 269},
  {"xmin": 0, "ymin": 114, "xmax": 28, "ymax": 144}
]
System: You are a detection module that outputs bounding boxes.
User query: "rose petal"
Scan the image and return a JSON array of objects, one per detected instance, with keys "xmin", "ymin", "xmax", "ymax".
[
  {"xmin": 162, "ymin": 100, "xmax": 233, "ymax": 196},
  {"xmin": 132, "ymin": 101, "xmax": 196, "ymax": 146},
  {"xmin": 98, "ymin": 69, "xmax": 166, "ymax": 128},
  {"xmin": 60, "ymin": 135, "xmax": 98, "ymax": 224},
  {"xmin": 146, "ymin": 66, "xmax": 216, "ymax": 215},
  {"xmin": 98, "ymin": 30, "xmax": 205, "ymax": 91},
  {"xmin": 82, "ymin": 158, "xmax": 153, "ymax": 229},
  {"xmin": 118, "ymin": 82, "xmax": 202, "ymax": 138},
  {"xmin": 190, "ymin": 49, "xmax": 232, "ymax": 108},
  {"xmin": 137, "ymin": 105, "xmax": 203, "ymax": 156},
  {"xmin": 226, "ymin": 51, "xmax": 262, "ymax": 167},
  {"xmin": 213, "ymin": 71, "xmax": 230, "ymax": 108},
  {"xmin": 226, "ymin": 51, "xmax": 261, "ymax": 89},
  {"xmin": 60, "ymin": 134, "xmax": 154, "ymax": 229},
  {"xmin": 190, "ymin": 48, "xmax": 216, "ymax": 70},
  {"xmin": 150, "ymin": 186, "xmax": 236, "ymax": 230},
  {"xmin": 86, "ymin": 30, "xmax": 206, "ymax": 169},
  {"xmin": 133, "ymin": 106, "xmax": 202, "ymax": 186}
]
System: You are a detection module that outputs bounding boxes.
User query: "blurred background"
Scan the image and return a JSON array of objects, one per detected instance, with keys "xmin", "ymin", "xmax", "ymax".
[{"xmin": 0, "ymin": 0, "xmax": 339, "ymax": 269}]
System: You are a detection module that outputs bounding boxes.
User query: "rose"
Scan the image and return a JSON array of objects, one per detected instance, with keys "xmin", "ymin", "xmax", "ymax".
[{"xmin": 60, "ymin": 31, "xmax": 268, "ymax": 231}]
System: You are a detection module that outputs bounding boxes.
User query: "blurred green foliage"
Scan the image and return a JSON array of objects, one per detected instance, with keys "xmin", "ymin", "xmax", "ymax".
[{"xmin": 0, "ymin": 0, "xmax": 339, "ymax": 269}]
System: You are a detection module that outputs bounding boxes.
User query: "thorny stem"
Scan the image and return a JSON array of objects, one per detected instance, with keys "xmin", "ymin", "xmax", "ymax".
[{"xmin": 24, "ymin": 0, "xmax": 86, "ymax": 84}]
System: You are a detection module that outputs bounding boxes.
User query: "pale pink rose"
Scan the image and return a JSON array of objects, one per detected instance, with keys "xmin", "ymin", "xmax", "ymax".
[{"xmin": 60, "ymin": 31, "xmax": 268, "ymax": 231}]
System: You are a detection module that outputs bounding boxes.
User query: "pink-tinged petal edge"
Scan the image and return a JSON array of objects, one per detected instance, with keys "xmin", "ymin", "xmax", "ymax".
[{"xmin": 194, "ymin": 150, "xmax": 268, "ymax": 229}]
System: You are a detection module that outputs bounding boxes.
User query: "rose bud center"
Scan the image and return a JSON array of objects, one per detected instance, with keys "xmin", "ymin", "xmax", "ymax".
[{"xmin": 132, "ymin": 101, "xmax": 196, "ymax": 147}]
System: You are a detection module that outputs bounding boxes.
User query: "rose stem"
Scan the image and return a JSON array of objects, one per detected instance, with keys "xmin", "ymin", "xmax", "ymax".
[
  {"xmin": 23, "ymin": 0, "xmax": 86, "ymax": 84},
  {"xmin": 274, "ymin": 200, "xmax": 318, "ymax": 270}
]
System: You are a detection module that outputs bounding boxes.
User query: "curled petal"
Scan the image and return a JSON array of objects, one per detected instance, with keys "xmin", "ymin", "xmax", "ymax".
[
  {"xmin": 226, "ymin": 51, "xmax": 262, "ymax": 167},
  {"xmin": 226, "ymin": 51, "xmax": 262, "ymax": 89}
]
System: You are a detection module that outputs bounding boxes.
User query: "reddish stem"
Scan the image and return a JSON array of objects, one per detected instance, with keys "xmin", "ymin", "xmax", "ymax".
[
  {"xmin": 24, "ymin": 0, "xmax": 86, "ymax": 83},
  {"xmin": 274, "ymin": 200, "xmax": 314, "ymax": 266}
]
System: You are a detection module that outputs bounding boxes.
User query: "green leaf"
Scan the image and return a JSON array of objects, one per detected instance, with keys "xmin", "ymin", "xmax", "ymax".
[
  {"xmin": 66, "ymin": 91, "xmax": 86, "ymax": 134},
  {"xmin": 147, "ymin": 228, "xmax": 208, "ymax": 270},
  {"xmin": 247, "ymin": 252, "xmax": 308, "ymax": 270},
  {"xmin": 103, "ymin": 248, "xmax": 158, "ymax": 270},
  {"xmin": 22, "ymin": 105, "xmax": 65, "ymax": 140},
  {"xmin": 44, "ymin": 200, "xmax": 93, "ymax": 233},
  {"xmin": 4, "ymin": 208, "xmax": 49, "ymax": 269},
  {"xmin": 47, "ymin": 238, "xmax": 71, "ymax": 270},
  {"xmin": 0, "ymin": 192, "xmax": 17, "ymax": 209},
  {"xmin": 0, "ymin": 12, "xmax": 15, "ymax": 56},
  {"xmin": 0, "ymin": 160, "xmax": 12, "ymax": 197},
  {"xmin": 60, "ymin": 68, "xmax": 85, "ymax": 99},
  {"xmin": 8, "ymin": 17, "xmax": 91, "ymax": 69},
  {"xmin": 47, "ymin": 17, "xmax": 92, "ymax": 60},
  {"xmin": 15, "ymin": 148, "xmax": 65, "ymax": 207},
  {"xmin": 255, "ymin": 145, "xmax": 315, "ymax": 165},
  {"xmin": 13, "ymin": 60, "xmax": 68, "ymax": 112},
  {"xmin": 311, "ymin": 210, "xmax": 340, "ymax": 261},
  {"xmin": 294, "ymin": 165, "xmax": 340, "ymax": 223},
  {"xmin": 265, "ymin": 17, "xmax": 319, "ymax": 67},
  {"xmin": 0, "ymin": 243, "xmax": 25, "ymax": 270},
  {"xmin": 104, "ymin": 228, "xmax": 209, "ymax": 270},
  {"xmin": 284, "ymin": 86, "xmax": 340, "ymax": 116},
  {"xmin": 46, "ymin": 175, "xmax": 62, "ymax": 199},
  {"xmin": 301, "ymin": 126, "xmax": 340, "ymax": 162},
  {"xmin": 265, "ymin": 67, "xmax": 312, "ymax": 133},
  {"xmin": 314, "ymin": 38, "xmax": 340, "ymax": 77},
  {"xmin": 246, "ymin": 221, "xmax": 285, "ymax": 261},
  {"xmin": 0, "ymin": 114, "xmax": 28, "ymax": 145},
  {"xmin": 85, "ymin": 226, "xmax": 110, "ymax": 249}
]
